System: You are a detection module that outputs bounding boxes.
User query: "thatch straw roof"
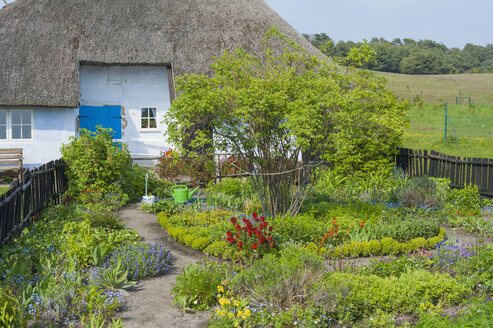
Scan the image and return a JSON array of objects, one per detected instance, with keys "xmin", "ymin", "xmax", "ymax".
[{"xmin": 0, "ymin": 0, "xmax": 319, "ymax": 108}]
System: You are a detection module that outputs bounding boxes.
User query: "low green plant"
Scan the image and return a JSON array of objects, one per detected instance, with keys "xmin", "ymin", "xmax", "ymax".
[
  {"xmin": 172, "ymin": 261, "xmax": 230, "ymax": 310},
  {"xmin": 447, "ymin": 184, "xmax": 482, "ymax": 214},
  {"xmin": 141, "ymin": 199, "xmax": 181, "ymax": 215},
  {"xmin": 99, "ymin": 260, "xmax": 135, "ymax": 290}
]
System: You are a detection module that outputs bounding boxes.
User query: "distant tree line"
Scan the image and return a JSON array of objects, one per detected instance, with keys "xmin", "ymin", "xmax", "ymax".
[{"xmin": 304, "ymin": 33, "xmax": 493, "ymax": 75}]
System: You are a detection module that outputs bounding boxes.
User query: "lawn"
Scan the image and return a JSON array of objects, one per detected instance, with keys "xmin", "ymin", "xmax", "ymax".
[
  {"xmin": 401, "ymin": 103, "xmax": 493, "ymax": 158},
  {"xmin": 377, "ymin": 72, "xmax": 493, "ymax": 105}
]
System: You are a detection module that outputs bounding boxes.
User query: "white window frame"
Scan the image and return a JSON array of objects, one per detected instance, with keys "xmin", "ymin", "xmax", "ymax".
[
  {"xmin": 139, "ymin": 106, "xmax": 159, "ymax": 131},
  {"xmin": 0, "ymin": 109, "xmax": 34, "ymax": 142}
]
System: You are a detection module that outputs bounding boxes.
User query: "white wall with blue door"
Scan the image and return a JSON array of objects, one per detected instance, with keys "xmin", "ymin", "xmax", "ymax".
[{"xmin": 79, "ymin": 64, "xmax": 172, "ymax": 159}]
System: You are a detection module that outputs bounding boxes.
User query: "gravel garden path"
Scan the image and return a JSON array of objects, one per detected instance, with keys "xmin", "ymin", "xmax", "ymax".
[{"xmin": 117, "ymin": 204, "xmax": 209, "ymax": 328}]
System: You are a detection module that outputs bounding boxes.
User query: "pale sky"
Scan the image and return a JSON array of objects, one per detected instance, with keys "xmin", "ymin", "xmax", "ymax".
[
  {"xmin": 265, "ymin": 0, "xmax": 492, "ymax": 49},
  {"xmin": 1, "ymin": 0, "xmax": 491, "ymax": 48}
]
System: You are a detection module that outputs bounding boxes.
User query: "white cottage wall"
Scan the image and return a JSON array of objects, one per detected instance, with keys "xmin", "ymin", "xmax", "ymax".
[
  {"xmin": 0, "ymin": 107, "xmax": 78, "ymax": 169},
  {"xmin": 79, "ymin": 65, "xmax": 171, "ymax": 160}
]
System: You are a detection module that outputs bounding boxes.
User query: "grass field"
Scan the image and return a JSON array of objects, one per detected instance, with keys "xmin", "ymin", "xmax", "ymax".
[
  {"xmin": 0, "ymin": 186, "xmax": 10, "ymax": 196},
  {"xmin": 401, "ymin": 104, "xmax": 493, "ymax": 158},
  {"xmin": 377, "ymin": 72, "xmax": 493, "ymax": 105}
]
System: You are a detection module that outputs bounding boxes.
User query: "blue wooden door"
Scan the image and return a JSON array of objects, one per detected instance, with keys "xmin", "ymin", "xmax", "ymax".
[{"xmin": 79, "ymin": 105, "xmax": 122, "ymax": 139}]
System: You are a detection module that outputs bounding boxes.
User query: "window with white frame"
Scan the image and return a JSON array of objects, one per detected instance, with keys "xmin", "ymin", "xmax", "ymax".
[
  {"xmin": 141, "ymin": 107, "xmax": 157, "ymax": 129},
  {"xmin": 0, "ymin": 109, "xmax": 33, "ymax": 140}
]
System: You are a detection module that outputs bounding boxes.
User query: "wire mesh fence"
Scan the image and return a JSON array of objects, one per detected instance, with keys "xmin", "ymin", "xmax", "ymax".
[{"xmin": 444, "ymin": 103, "xmax": 493, "ymax": 140}]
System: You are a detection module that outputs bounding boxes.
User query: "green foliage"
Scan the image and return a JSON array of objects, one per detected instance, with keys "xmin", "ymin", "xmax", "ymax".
[
  {"xmin": 271, "ymin": 214, "xmax": 328, "ymax": 244},
  {"xmin": 141, "ymin": 199, "xmax": 181, "ymax": 215},
  {"xmin": 165, "ymin": 27, "xmax": 407, "ymax": 216},
  {"xmin": 231, "ymin": 246, "xmax": 323, "ymax": 306},
  {"xmin": 0, "ymin": 286, "xmax": 25, "ymax": 327},
  {"xmin": 124, "ymin": 165, "xmax": 173, "ymax": 201},
  {"xmin": 61, "ymin": 127, "xmax": 132, "ymax": 202},
  {"xmin": 324, "ymin": 270, "xmax": 469, "ymax": 320},
  {"xmin": 447, "ymin": 184, "xmax": 481, "ymax": 213},
  {"xmin": 386, "ymin": 175, "xmax": 443, "ymax": 209},
  {"xmin": 172, "ymin": 261, "xmax": 230, "ymax": 310},
  {"xmin": 360, "ymin": 255, "xmax": 427, "ymax": 278},
  {"xmin": 372, "ymin": 218, "xmax": 441, "ymax": 242},
  {"xmin": 306, "ymin": 35, "xmax": 493, "ymax": 75},
  {"xmin": 416, "ymin": 296, "xmax": 493, "ymax": 327}
]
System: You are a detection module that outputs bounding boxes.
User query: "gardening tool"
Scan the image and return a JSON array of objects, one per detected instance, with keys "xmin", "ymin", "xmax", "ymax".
[{"xmin": 171, "ymin": 184, "xmax": 201, "ymax": 203}]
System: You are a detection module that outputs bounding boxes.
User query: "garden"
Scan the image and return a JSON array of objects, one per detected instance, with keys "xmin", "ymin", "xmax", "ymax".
[{"xmin": 0, "ymin": 29, "xmax": 492, "ymax": 328}]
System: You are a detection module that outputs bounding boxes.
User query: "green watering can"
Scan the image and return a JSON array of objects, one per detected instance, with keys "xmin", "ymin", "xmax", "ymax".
[{"xmin": 171, "ymin": 184, "xmax": 200, "ymax": 203}]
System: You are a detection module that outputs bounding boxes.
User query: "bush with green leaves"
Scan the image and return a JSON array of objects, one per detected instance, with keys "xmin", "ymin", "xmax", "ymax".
[
  {"xmin": 61, "ymin": 127, "xmax": 133, "ymax": 203},
  {"xmin": 141, "ymin": 199, "xmax": 181, "ymax": 215},
  {"xmin": 447, "ymin": 184, "xmax": 482, "ymax": 214},
  {"xmin": 386, "ymin": 175, "xmax": 443, "ymax": 209}
]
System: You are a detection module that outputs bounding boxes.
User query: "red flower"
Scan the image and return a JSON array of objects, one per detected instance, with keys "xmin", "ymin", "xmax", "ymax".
[
  {"xmin": 235, "ymin": 225, "xmax": 241, "ymax": 231},
  {"xmin": 270, "ymin": 242, "xmax": 274, "ymax": 248},
  {"xmin": 268, "ymin": 226, "xmax": 273, "ymax": 231},
  {"xmin": 238, "ymin": 241, "xmax": 243, "ymax": 247},
  {"xmin": 227, "ymin": 231, "xmax": 232, "ymax": 236},
  {"xmin": 252, "ymin": 243, "xmax": 258, "ymax": 249},
  {"xmin": 231, "ymin": 218, "xmax": 237, "ymax": 224}
]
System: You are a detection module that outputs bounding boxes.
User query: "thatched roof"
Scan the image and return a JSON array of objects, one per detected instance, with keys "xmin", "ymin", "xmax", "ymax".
[{"xmin": 0, "ymin": 0, "xmax": 320, "ymax": 108}]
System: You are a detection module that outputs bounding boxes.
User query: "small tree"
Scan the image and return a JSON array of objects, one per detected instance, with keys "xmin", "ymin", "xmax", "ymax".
[{"xmin": 165, "ymin": 28, "xmax": 407, "ymax": 217}]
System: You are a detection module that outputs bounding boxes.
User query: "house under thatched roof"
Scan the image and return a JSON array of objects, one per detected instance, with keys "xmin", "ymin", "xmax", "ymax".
[{"xmin": 0, "ymin": 0, "xmax": 319, "ymax": 108}]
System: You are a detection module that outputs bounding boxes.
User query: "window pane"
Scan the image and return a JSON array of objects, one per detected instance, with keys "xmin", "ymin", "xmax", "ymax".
[
  {"xmin": 141, "ymin": 119, "xmax": 148, "ymax": 129},
  {"xmin": 0, "ymin": 111, "xmax": 6, "ymax": 125},
  {"xmin": 149, "ymin": 107, "xmax": 156, "ymax": 118},
  {"xmin": 141, "ymin": 108, "xmax": 149, "ymax": 118},
  {"xmin": 149, "ymin": 119, "xmax": 157, "ymax": 128},
  {"xmin": 22, "ymin": 125, "xmax": 31, "ymax": 139},
  {"xmin": 22, "ymin": 111, "xmax": 31, "ymax": 124},
  {"xmin": 12, "ymin": 111, "xmax": 21, "ymax": 124},
  {"xmin": 12, "ymin": 125, "xmax": 21, "ymax": 139},
  {"xmin": 0, "ymin": 126, "xmax": 6, "ymax": 139}
]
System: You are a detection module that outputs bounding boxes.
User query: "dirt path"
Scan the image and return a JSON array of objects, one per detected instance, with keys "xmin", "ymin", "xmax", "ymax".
[{"xmin": 117, "ymin": 204, "xmax": 209, "ymax": 328}]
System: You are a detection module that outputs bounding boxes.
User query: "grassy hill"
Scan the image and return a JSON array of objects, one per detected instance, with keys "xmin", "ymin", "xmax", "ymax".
[{"xmin": 376, "ymin": 72, "xmax": 493, "ymax": 105}]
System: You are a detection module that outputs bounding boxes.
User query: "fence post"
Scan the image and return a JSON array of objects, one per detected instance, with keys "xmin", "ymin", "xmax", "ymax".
[{"xmin": 444, "ymin": 102, "xmax": 448, "ymax": 141}]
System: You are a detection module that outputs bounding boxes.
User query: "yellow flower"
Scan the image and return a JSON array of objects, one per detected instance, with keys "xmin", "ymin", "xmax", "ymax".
[
  {"xmin": 228, "ymin": 312, "xmax": 234, "ymax": 319},
  {"xmin": 238, "ymin": 310, "xmax": 243, "ymax": 317},
  {"xmin": 244, "ymin": 309, "xmax": 251, "ymax": 317},
  {"xmin": 217, "ymin": 286, "xmax": 224, "ymax": 293},
  {"xmin": 234, "ymin": 323, "xmax": 239, "ymax": 327}
]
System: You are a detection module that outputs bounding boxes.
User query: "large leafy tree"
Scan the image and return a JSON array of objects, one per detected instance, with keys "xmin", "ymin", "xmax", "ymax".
[{"xmin": 165, "ymin": 27, "xmax": 407, "ymax": 217}]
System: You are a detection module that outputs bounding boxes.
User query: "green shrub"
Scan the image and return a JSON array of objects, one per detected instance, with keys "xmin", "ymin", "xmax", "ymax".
[
  {"xmin": 85, "ymin": 212, "xmax": 123, "ymax": 230},
  {"xmin": 172, "ymin": 261, "xmax": 229, "ymax": 310},
  {"xmin": 271, "ymin": 214, "xmax": 328, "ymax": 244},
  {"xmin": 207, "ymin": 178, "xmax": 254, "ymax": 198},
  {"xmin": 373, "ymin": 218, "xmax": 440, "ymax": 242},
  {"xmin": 61, "ymin": 127, "xmax": 133, "ymax": 202},
  {"xmin": 386, "ymin": 175, "xmax": 443, "ymax": 209}
]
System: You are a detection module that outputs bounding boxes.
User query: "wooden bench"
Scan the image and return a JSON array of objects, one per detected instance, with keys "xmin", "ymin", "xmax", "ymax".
[{"xmin": 0, "ymin": 148, "xmax": 23, "ymax": 182}]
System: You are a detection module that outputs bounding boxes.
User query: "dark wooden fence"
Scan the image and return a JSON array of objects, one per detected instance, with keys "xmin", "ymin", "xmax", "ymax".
[
  {"xmin": 396, "ymin": 148, "xmax": 493, "ymax": 197},
  {"xmin": 0, "ymin": 159, "xmax": 68, "ymax": 245}
]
